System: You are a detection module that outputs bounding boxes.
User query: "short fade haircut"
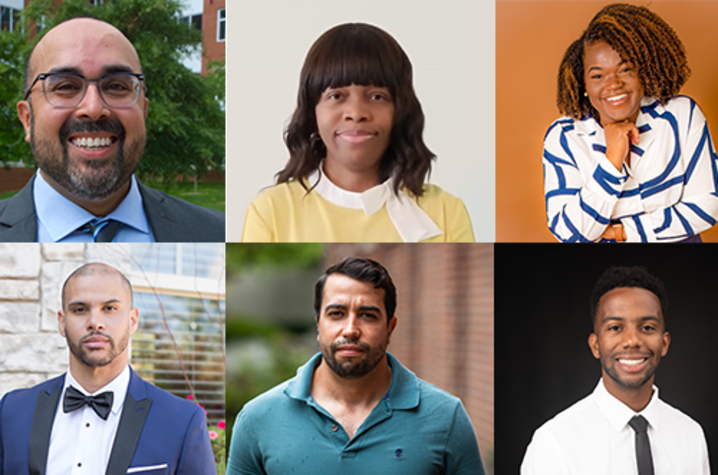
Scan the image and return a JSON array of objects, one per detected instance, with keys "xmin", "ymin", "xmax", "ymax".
[
  {"xmin": 61, "ymin": 262, "xmax": 134, "ymax": 308},
  {"xmin": 314, "ymin": 257, "xmax": 396, "ymax": 322},
  {"xmin": 589, "ymin": 266, "xmax": 668, "ymax": 327}
]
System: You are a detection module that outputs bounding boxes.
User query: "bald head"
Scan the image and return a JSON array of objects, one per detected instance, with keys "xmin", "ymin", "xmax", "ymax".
[
  {"xmin": 25, "ymin": 17, "xmax": 142, "ymax": 95},
  {"xmin": 62, "ymin": 262, "xmax": 133, "ymax": 309}
]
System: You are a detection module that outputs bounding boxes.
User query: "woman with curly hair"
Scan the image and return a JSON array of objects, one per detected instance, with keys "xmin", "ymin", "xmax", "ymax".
[
  {"xmin": 544, "ymin": 3, "xmax": 718, "ymax": 242},
  {"xmin": 241, "ymin": 23, "xmax": 474, "ymax": 242}
]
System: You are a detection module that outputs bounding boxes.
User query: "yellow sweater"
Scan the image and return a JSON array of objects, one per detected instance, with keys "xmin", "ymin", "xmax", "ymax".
[{"xmin": 241, "ymin": 180, "xmax": 475, "ymax": 243}]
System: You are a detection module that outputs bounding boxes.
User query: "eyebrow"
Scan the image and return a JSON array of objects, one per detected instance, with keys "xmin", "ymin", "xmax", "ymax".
[
  {"xmin": 600, "ymin": 315, "xmax": 661, "ymax": 324},
  {"xmin": 323, "ymin": 303, "xmax": 383, "ymax": 314},
  {"xmin": 587, "ymin": 59, "xmax": 628, "ymax": 73},
  {"xmin": 46, "ymin": 64, "xmax": 138, "ymax": 76},
  {"xmin": 68, "ymin": 298, "xmax": 122, "ymax": 307}
]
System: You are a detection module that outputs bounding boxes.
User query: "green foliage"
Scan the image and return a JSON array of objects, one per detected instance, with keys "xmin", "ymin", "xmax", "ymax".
[
  {"xmin": 7, "ymin": 0, "xmax": 225, "ymax": 183},
  {"xmin": 226, "ymin": 244, "xmax": 325, "ymax": 276},
  {"xmin": 0, "ymin": 28, "xmax": 31, "ymax": 162}
]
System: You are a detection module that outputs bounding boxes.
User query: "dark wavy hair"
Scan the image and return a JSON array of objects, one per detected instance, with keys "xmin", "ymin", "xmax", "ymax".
[
  {"xmin": 314, "ymin": 257, "xmax": 396, "ymax": 323},
  {"xmin": 589, "ymin": 266, "xmax": 668, "ymax": 328},
  {"xmin": 278, "ymin": 23, "xmax": 434, "ymax": 197},
  {"xmin": 557, "ymin": 3, "xmax": 690, "ymax": 119}
]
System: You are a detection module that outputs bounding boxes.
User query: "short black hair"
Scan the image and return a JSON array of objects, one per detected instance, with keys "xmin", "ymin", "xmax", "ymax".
[
  {"xmin": 314, "ymin": 257, "xmax": 396, "ymax": 322},
  {"xmin": 62, "ymin": 262, "xmax": 133, "ymax": 308},
  {"xmin": 589, "ymin": 266, "xmax": 668, "ymax": 327},
  {"xmin": 278, "ymin": 23, "xmax": 435, "ymax": 197}
]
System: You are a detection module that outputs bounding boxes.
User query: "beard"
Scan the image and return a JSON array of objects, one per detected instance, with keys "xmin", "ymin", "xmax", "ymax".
[
  {"xmin": 29, "ymin": 104, "xmax": 144, "ymax": 202},
  {"xmin": 320, "ymin": 337, "xmax": 388, "ymax": 380},
  {"xmin": 65, "ymin": 329, "xmax": 129, "ymax": 368}
]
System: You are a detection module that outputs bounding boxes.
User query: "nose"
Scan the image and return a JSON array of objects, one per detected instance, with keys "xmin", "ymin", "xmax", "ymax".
[
  {"xmin": 343, "ymin": 96, "xmax": 370, "ymax": 123},
  {"xmin": 341, "ymin": 313, "xmax": 362, "ymax": 340},
  {"xmin": 74, "ymin": 83, "xmax": 111, "ymax": 121},
  {"xmin": 87, "ymin": 309, "xmax": 106, "ymax": 332},
  {"xmin": 605, "ymin": 72, "xmax": 623, "ymax": 90},
  {"xmin": 621, "ymin": 326, "xmax": 641, "ymax": 347}
]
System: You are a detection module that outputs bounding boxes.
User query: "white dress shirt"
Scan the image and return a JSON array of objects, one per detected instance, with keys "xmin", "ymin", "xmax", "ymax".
[
  {"xmin": 521, "ymin": 378, "xmax": 710, "ymax": 475},
  {"xmin": 46, "ymin": 366, "xmax": 130, "ymax": 475}
]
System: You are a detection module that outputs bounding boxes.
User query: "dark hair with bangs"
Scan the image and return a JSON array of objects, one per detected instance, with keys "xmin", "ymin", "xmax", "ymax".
[
  {"xmin": 278, "ymin": 23, "xmax": 434, "ymax": 197},
  {"xmin": 557, "ymin": 3, "xmax": 690, "ymax": 119}
]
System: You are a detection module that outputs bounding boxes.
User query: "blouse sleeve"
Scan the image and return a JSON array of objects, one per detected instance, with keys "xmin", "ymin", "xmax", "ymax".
[
  {"xmin": 543, "ymin": 119, "xmax": 630, "ymax": 242},
  {"xmin": 241, "ymin": 195, "xmax": 275, "ymax": 243},
  {"xmin": 621, "ymin": 100, "xmax": 718, "ymax": 242},
  {"xmin": 445, "ymin": 197, "xmax": 475, "ymax": 243}
]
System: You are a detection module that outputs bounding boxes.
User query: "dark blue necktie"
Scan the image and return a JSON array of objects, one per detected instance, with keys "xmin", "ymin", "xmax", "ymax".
[{"xmin": 83, "ymin": 218, "xmax": 121, "ymax": 242}]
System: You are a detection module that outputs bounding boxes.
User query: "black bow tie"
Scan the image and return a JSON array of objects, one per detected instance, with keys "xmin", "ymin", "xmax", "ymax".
[{"xmin": 63, "ymin": 385, "xmax": 114, "ymax": 420}]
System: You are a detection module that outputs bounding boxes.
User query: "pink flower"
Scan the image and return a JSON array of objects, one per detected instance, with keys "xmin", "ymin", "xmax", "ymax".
[
  {"xmin": 187, "ymin": 394, "xmax": 194, "ymax": 400},
  {"xmin": 209, "ymin": 430, "xmax": 219, "ymax": 440},
  {"xmin": 218, "ymin": 420, "xmax": 226, "ymax": 430}
]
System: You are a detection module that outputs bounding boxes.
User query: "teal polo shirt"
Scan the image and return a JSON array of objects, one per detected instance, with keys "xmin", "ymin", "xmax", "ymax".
[{"xmin": 227, "ymin": 353, "xmax": 485, "ymax": 475}]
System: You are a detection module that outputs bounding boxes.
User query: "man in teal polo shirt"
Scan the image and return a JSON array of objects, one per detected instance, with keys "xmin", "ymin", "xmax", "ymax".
[{"xmin": 227, "ymin": 257, "xmax": 485, "ymax": 475}]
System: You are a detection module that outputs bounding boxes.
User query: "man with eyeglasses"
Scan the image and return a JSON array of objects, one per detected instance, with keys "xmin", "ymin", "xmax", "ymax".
[{"xmin": 0, "ymin": 17, "xmax": 224, "ymax": 243}]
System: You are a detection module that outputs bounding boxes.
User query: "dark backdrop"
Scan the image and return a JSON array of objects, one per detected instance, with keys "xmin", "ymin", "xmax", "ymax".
[{"xmin": 495, "ymin": 243, "xmax": 717, "ymax": 474}]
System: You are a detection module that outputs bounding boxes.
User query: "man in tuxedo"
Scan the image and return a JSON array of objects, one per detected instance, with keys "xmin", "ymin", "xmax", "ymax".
[
  {"xmin": 0, "ymin": 16, "xmax": 224, "ymax": 243},
  {"xmin": 0, "ymin": 263, "xmax": 216, "ymax": 475}
]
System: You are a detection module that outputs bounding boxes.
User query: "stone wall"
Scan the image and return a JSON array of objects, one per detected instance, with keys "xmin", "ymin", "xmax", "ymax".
[{"xmin": 0, "ymin": 243, "xmax": 131, "ymax": 396}]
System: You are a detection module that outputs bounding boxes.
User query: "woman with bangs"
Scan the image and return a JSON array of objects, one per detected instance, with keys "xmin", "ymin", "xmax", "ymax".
[
  {"xmin": 241, "ymin": 23, "xmax": 474, "ymax": 242},
  {"xmin": 544, "ymin": 3, "xmax": 718, "ymax": 243}
]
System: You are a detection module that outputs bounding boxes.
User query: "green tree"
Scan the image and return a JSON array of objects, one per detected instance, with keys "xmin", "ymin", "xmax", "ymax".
[
  {"xmin": 8, "ymin": 0, "xmax": 225, "ymax": 185},
  {"xmin": 0, "ymin": 27, "xmax": 31, "ymax": 164}
]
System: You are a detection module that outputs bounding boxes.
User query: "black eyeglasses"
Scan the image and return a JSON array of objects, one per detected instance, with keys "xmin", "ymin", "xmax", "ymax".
[{"xmin": 24, "ymin": 72, "xmax": 145, "ymax": 108}]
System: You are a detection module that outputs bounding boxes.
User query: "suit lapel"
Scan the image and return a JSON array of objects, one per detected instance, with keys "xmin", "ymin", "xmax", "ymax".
[
  {"xmin": 28, "ymin": 380, "xmax": 63, "ymax": 475},
  {"xmin": 105, "ymin": 371, "xmax": 152, "ymax": 475},
  {"xmin": 137, "ymin": 181, "xmax": 177, "ymax": 242},
  {"xmin": 0, "ymin": 175, "xmax": 38, "ymax": 242}
]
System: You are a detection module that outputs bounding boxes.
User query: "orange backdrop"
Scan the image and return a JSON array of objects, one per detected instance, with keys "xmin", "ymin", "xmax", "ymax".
[{"xmin": 497, "ymin": 0, "xmax": 718, "ymax": 242}]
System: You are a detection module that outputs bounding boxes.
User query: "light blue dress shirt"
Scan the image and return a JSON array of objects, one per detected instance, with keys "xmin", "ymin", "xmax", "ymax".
[
  {"xmin": 33, "ymin": 171, "xmax": 155, "ymax": 242},
  {"xmin": 228, "ymin": 352, "xmax": 485, "ymax": 475}
]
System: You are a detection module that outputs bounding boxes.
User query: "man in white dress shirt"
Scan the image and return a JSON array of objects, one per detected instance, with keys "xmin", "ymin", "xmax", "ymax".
[
  {"xmin": 0, "ymin": 263, "xmax": 216, "ymax": 475},
  {"xmin": 521, "ymin": 266, "xmax": 710, "ymax": 475}
]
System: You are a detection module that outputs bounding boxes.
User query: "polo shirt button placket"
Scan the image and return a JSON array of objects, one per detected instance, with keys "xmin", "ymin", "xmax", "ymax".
[{"xmin": 331, "ymin": 424, "xmax": 338, "ymax": 432}]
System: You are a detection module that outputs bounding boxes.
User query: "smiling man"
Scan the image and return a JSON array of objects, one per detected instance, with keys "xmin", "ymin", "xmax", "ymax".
[
  {"xmin": 227, "ymin": 257, "xmax": 484, "ymax": 475},
  {"xmin": 0, "ymin": 17, "xmax": 224, "ymax": 243},
  {"xmin": 521, "ymin": 266, "xmax": 709, "ymax": 475},
  {"xmin": 0, "ymin": 263, "xmax": 216, "ymax": 475}
]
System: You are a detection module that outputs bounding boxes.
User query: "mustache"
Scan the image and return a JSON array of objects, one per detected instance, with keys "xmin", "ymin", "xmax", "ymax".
[
  {"xmin": 60, "ymin": 117, "xmax": 126, "ymax": 143},
  {"xmin": 330, "ymin": 339, "xmax": 370, "ymax": 352}
]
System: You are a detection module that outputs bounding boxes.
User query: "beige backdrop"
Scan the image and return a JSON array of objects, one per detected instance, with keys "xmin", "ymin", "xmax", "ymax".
[{"xmin": 497, "ymin": 0, "xmax": 718, "ymax": 242}]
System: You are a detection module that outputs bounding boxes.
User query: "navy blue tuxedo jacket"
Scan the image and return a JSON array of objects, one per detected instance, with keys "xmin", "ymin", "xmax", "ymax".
[
  {"xmin": 0, "ymin": 175, "xmax": 225, "ymax": 242},
  {"xmin": 0, "ymin": 368, "xmax": 217, "ymax": 475}
]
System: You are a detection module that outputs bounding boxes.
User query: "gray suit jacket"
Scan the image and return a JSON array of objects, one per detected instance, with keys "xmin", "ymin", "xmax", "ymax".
[{"xmin": 0, "ymin": 176, "xmax": 225, "ymax": 242}]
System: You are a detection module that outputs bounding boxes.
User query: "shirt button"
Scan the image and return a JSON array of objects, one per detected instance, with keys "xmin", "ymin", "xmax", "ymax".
[
  {"xmin": 86, "ymin": 423, "xmax": 90, "ymax": 428},
  {"xmin": 77, "ymin": 462, "xmax": 82, "ymax": 467},
  {"xmin": 331, "ymin": 424, "xmax": 338, "ymax": 432}
]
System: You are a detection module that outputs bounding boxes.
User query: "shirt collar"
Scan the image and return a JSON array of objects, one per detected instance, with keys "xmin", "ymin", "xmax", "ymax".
[
  {"xmin": 593, "ymin": 377, "xmax": 660, "ymax": 433},
  {"xmin": 284, "ymin": 352, "xmax": 419, "ymax": 410},
  {"xmin": 64, "ymin": 365, "xmax": 130, "ymax": 417},
  {"xmin": 34, "ymin": 171, "xmax": 151, "ymax": 241},
  {"xmin": 307, "ymin": 169, "xmax": 443, "ymax": 242}
]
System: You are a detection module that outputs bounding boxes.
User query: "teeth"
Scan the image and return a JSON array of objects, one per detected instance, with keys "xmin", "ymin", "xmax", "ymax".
[
  {"xmin": 72, "ymin": 137, "xmax": 112, "ymax": 149},
  {"xmin": 606, "ymin": 93, "xmax": 628, "ymax": 103},
  {"xmin": 618, "ymin": 358, "xmax": 646, "ymax": 366}
]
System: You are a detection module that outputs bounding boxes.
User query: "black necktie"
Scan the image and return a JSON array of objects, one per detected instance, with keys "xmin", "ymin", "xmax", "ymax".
[
  {"xmin": 83, "ymin": 218, "xmax": 121, "ymax": 242},
  {"xmin": 63, "ymin": 385, "xmax": 114, "ymax": 420},
  {"xmin": 629, "ymin": 415, "xmax": 655, "ymax": 475}
]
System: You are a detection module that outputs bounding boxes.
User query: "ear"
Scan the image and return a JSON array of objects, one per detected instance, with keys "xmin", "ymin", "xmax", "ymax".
[
  {"xmin": 17, "ymin": 100, "xmax": 31, "ymax": 143},
  {"xmin": 57, "ymin": 310, "xmax": 66, "ymax": 337},
  {"xmin": 143, "ymin": 97, "xmax": 149, "ymax": 118},
  {"xmin": 661, "ymin": 331, "xmax": 671, "ymax": 357},
  {"xmin": 387, "ymin": 315, "xmax": 398, "ymax": 345},
  {"xmin": 588, "ymin": 332, "xmax": 600, "ymax": 359},
  {"xmin": 129, "ymin": 307, "xmax": 139, "ymax": 335}
]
